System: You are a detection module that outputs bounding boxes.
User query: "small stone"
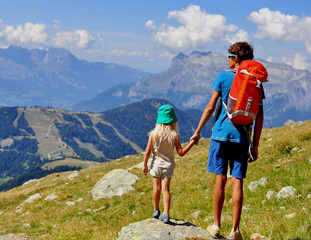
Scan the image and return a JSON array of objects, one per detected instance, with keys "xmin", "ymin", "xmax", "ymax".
[
  {"xmin": 66, "ymin": 201, "xmax": 75, "ymax": 206},
  {"xmin": 191, "ymin": 211, "xmax": 201, "ymax": 218},
  {"xmin": 25, "ymin": 193, "xmax": 41, "ymax": 203},
  {"xmin": 68, "ymin": 171, "xmax": 79, "ymax": 180},
  {"xmin": 284, "ymin": 119, "xmax": 296, "ymax": 126},
  {"xmin": 266, "ymin": 191, "xmax": 277, "ymax": 200},
  {"xmin": 22, "ymin": 223, "xmax": 31, "ymax": 228},
  {"xmin": 248, "ymin": 177, "xmax": 267, "ymax": 192},
  {"xmin": 285, "ymin": 213, "xmax": 296, "ymax": 219},
  {"xmin": 277, "ymin": 186, "xmax": 297, "ymax": 199},
  {"xmin": 250, "ymin": 233, "xmax": 270, "ymax": 240},
  {"xmin": 45, "ymin": 193, "xmax": 58, "ymax": 201}
]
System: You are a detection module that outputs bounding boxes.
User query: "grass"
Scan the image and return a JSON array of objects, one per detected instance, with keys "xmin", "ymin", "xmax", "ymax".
[{"xmin": 0, "ymin": 121, "xmax": 310, "ymax": 239}]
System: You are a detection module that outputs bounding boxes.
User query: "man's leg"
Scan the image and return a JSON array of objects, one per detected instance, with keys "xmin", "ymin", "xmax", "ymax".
[
  {"xmin": 232, "ymin": 176, "xmax": 243, "ymax": 231},
  {"xmin": 153, "ymin": 177, "xmax": 162, "ymax": 210},
  {"xmin": 162, "ymin": 177, "xmax": 172, "ymax": 214},
  {"xmin": 214, "ymin": 174, "xmax": 227, "ymax": 227}
]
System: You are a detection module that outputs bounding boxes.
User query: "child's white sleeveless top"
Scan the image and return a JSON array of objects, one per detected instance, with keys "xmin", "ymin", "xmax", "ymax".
[{"xmin": 151, "ymin": 132, "xmax": 175, "ymax": 169}]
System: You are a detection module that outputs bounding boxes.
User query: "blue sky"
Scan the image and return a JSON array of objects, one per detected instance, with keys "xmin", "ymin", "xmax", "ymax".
[{"xmin": 0, "ymin": 0, "xmax": 311, "ymax": 73}]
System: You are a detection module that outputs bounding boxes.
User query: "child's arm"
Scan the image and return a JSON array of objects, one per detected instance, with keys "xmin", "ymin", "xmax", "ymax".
[
  {"xmin": 175, "ymin": 134, "xmax": 195, "ymax": 157},
  {"xmin": 142, "ymin": 135, "xmax": 152, "ymax": 175}
]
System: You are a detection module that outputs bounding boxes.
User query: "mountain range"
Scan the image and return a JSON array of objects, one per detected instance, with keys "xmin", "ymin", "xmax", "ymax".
[
  {"xmin": 0, "ymin": 45, "xmax": 150, "ymax": 108},
  {"xmin": 73, "ymin": 51, "xmax": 311, "ymax": 127}
]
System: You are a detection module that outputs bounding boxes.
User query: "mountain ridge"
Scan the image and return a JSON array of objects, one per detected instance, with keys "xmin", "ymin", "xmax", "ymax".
[
  {"xmin": 0, "ymin": 45, "xmax": 150, "ymax": 108},
  {"xmin": 74, "ymin": 51, "xmax": 311, "ymax": 127}
]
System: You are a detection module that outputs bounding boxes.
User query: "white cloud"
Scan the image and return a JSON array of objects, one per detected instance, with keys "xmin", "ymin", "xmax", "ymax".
[
  {"xmin": 110, "ymin": 49, "xmax": 149, "ymax": 57},
  {"xmin": 159, "ymin": 52, "xmax": 175, "ymax": 58},
  {"xmin": 53, "ymin": 29, "xmax": 95, "ymax": 49},
  {"xmin": 146, "ymin": 4, "xmax": 249, "ymax": 51},
  {"xmin": 282, "ymin": 53, "xmax": 310, "ymax": 70},
  {"xmin": 267, "ymin": 56, "xmax": 273, "ymax": 62},
  {"xmin": 249, "ymin": 8, "xmax": 311, "ymax": 54},
  {"xmin": 0, "ymin": 19, "xmax": 97, "ymax": 50},
  {"xmin": 0, "ymin": 20, "xmax": 48, "ymax": 44}
]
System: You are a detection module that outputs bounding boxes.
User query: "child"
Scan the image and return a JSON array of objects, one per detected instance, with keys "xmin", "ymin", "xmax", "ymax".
[{"xmin": 142, "ymin": 104, "xmax": 196, "ymax": 224}]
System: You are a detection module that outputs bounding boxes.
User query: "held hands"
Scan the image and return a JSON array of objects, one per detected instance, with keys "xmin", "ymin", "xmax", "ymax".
[{"xmin": 190, "ymin": 132, "xmax": 200, "ymax": 145}]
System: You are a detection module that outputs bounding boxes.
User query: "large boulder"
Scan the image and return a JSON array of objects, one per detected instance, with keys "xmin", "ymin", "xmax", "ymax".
[
  {"xmin": 117, "ymin": 218, "xmax": 216, "ymax": 240},
  {"xmin": 91, "ymin": 169, "xmax": 139, "ymax": 200}
]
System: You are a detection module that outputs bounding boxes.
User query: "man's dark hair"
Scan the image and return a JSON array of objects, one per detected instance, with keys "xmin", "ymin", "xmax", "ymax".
[{"xmin": 228, "ymin": 42, "xmax": 254, "ymax": 63}]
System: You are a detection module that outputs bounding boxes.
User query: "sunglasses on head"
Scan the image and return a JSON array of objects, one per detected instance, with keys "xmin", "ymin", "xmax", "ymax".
[{"xmin": 227, "ymin": 53, "xmax": 236, "ymax": 58}]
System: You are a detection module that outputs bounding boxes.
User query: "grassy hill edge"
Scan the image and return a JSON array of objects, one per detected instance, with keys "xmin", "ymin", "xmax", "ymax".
[{"xmin": 0, "ymin": 121, "xmax": 310, "ymax": 239}]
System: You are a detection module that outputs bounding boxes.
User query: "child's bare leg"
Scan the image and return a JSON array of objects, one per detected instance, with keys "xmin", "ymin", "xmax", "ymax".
[
  {"xmin": 162, "ymin": 178, "xmax": 172, "ymax": 214},
  {"xmin": 153, "ymin": 177, "xmax": 162, "ymax": 210}
]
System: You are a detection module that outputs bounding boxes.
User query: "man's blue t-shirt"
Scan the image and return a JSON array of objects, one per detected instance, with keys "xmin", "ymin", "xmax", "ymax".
[{"xmin": 211, "ymin": 70, "xmax": 264, "ymax": 145}]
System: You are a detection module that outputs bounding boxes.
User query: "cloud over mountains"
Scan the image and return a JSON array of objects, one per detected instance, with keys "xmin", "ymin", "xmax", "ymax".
[{"xmin": 0, "ymin": 19, "xmax": 98, "ymax": 50}]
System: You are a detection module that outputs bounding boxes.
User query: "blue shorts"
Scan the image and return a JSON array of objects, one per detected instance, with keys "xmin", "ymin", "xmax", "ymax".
[{"xmin": 207, "ymin": 140, "xmax": 249, "ymax": 179}]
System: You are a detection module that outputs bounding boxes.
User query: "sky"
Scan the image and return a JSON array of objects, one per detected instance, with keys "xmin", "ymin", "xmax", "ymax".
[{"xmin": 0, "ymin": 0, "xmax": 311, "ymax": 73}]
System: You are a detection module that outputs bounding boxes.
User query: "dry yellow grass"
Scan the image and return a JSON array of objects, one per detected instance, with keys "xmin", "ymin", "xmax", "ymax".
[{"xmin": 0, "ymin": 121, "xmax": 310, "ymax": 239}]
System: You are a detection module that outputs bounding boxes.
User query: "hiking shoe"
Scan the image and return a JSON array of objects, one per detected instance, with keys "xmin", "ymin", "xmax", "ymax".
[
  {"xmin": 228, "ymin": 230, "xmax": 243, "ymax": 240},
  {"xmin": 206, "ymin": 224, "xmax": 220, "ymax": 239},
  {"xmin": 151, "ymin": 209, "xmax": 160, "ymax": 219},
  {"xmin": 159, "ymin": 213, "xmax": 170, "ymax": 224}
]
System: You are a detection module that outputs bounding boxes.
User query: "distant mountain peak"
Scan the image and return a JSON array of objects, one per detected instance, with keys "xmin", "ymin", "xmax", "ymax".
[{"xmin": 171, "ymin": 52, "xmax": 189, "ymax": 68}]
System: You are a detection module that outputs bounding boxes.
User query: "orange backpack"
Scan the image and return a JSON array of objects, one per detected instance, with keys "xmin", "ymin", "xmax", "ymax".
[{"xmin": 223, "ymin": 60, "xmax": 268, "ymax": 125}]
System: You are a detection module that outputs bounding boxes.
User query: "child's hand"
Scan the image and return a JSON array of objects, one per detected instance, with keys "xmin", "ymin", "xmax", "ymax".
[{"xmin": 142, "ymin": 166, "xmax": 148, "ymax": 175}]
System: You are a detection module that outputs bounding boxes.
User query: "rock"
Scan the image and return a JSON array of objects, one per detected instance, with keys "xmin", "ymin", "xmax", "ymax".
[
  {"xmin": 68, "ymin": 171, "xmax": 79, "ymax": 180},
  {"xmin": 284, "ymin": 119, "xmax": 296, "ymax": 126},
  {"xmin": 45, "ymin": 193, "xmax": 57, "ymax": 201},
  {"xmin": 117, "ymin": 218, "xmax": 213, "ymax": 240},
  {"xmin": 191, "ymin": 211, "xmax": 201, "ymax": 218},
  {"xmin": 285, "ymin": 213, "xmax": 296, "ymax": 219},
  {"xmin": 93, "ymin": 206, "xmax": 106, "ymax": 213},
  {"xmin": 0, "ymin": 233, "xmax": 29, "ymax": 240},
  {"xmin": 22, "ymin": 179, "xmax": 39, "ymax": 186},
  {"xmin": 266, "ymin": 191, "xmax": 277, "ymax": 200},
  {"xmin": 248, "ymin": 177, "xmax": 267, "ymax": 192},
  {"xmin": 66, "ymin": 201, "xmax": 75, "ymax": 206},
  {"xmin": 25, "ymin": 193, "xmax": 41, "ymax": 203},
  {"xmin": 22, "ymin": 223, "xmax": 31, "ymax": 228},
  {"xmin": 277, "ymin": 186, "xmax": 297, "ymax": 199},
  {"xmin": 91, "ymin": 169, "xmax": 139, "ymax": 200},
  {"xmin": 250, "ymin": 233, "xmax": 270, "ymax": 240}
]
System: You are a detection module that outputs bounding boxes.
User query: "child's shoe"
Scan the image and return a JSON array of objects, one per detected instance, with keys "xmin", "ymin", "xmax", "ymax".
[
  {"xmin": 228, "ymin": 229, "xmax": 243, "ymax": 240},
  {"xmin": 159, "ymin": 213, "xmax": 170, "ymax": 224},
  {"xmin": 206, "ymin": 224, "xmax": 220, "ymax": 239},
  {"xmin": 151, "ymin": 209, "xmax": 160, "ymax": 219}
]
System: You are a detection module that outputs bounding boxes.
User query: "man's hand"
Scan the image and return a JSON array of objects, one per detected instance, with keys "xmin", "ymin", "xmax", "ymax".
[{"xmin": 249, "ymin": 146, "xmax": 258, "ymax": 163}]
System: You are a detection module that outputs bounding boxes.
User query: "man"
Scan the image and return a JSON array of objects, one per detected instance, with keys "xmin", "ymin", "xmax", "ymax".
[{"xmin": 190, "ymin": 42, "xmax": 264, "ymax": 240}]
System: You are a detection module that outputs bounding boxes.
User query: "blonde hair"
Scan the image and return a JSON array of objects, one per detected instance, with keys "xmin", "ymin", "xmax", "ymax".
[{"xmin": 149, "ymin": 122, "xmax": 179, "ymax": 143}]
